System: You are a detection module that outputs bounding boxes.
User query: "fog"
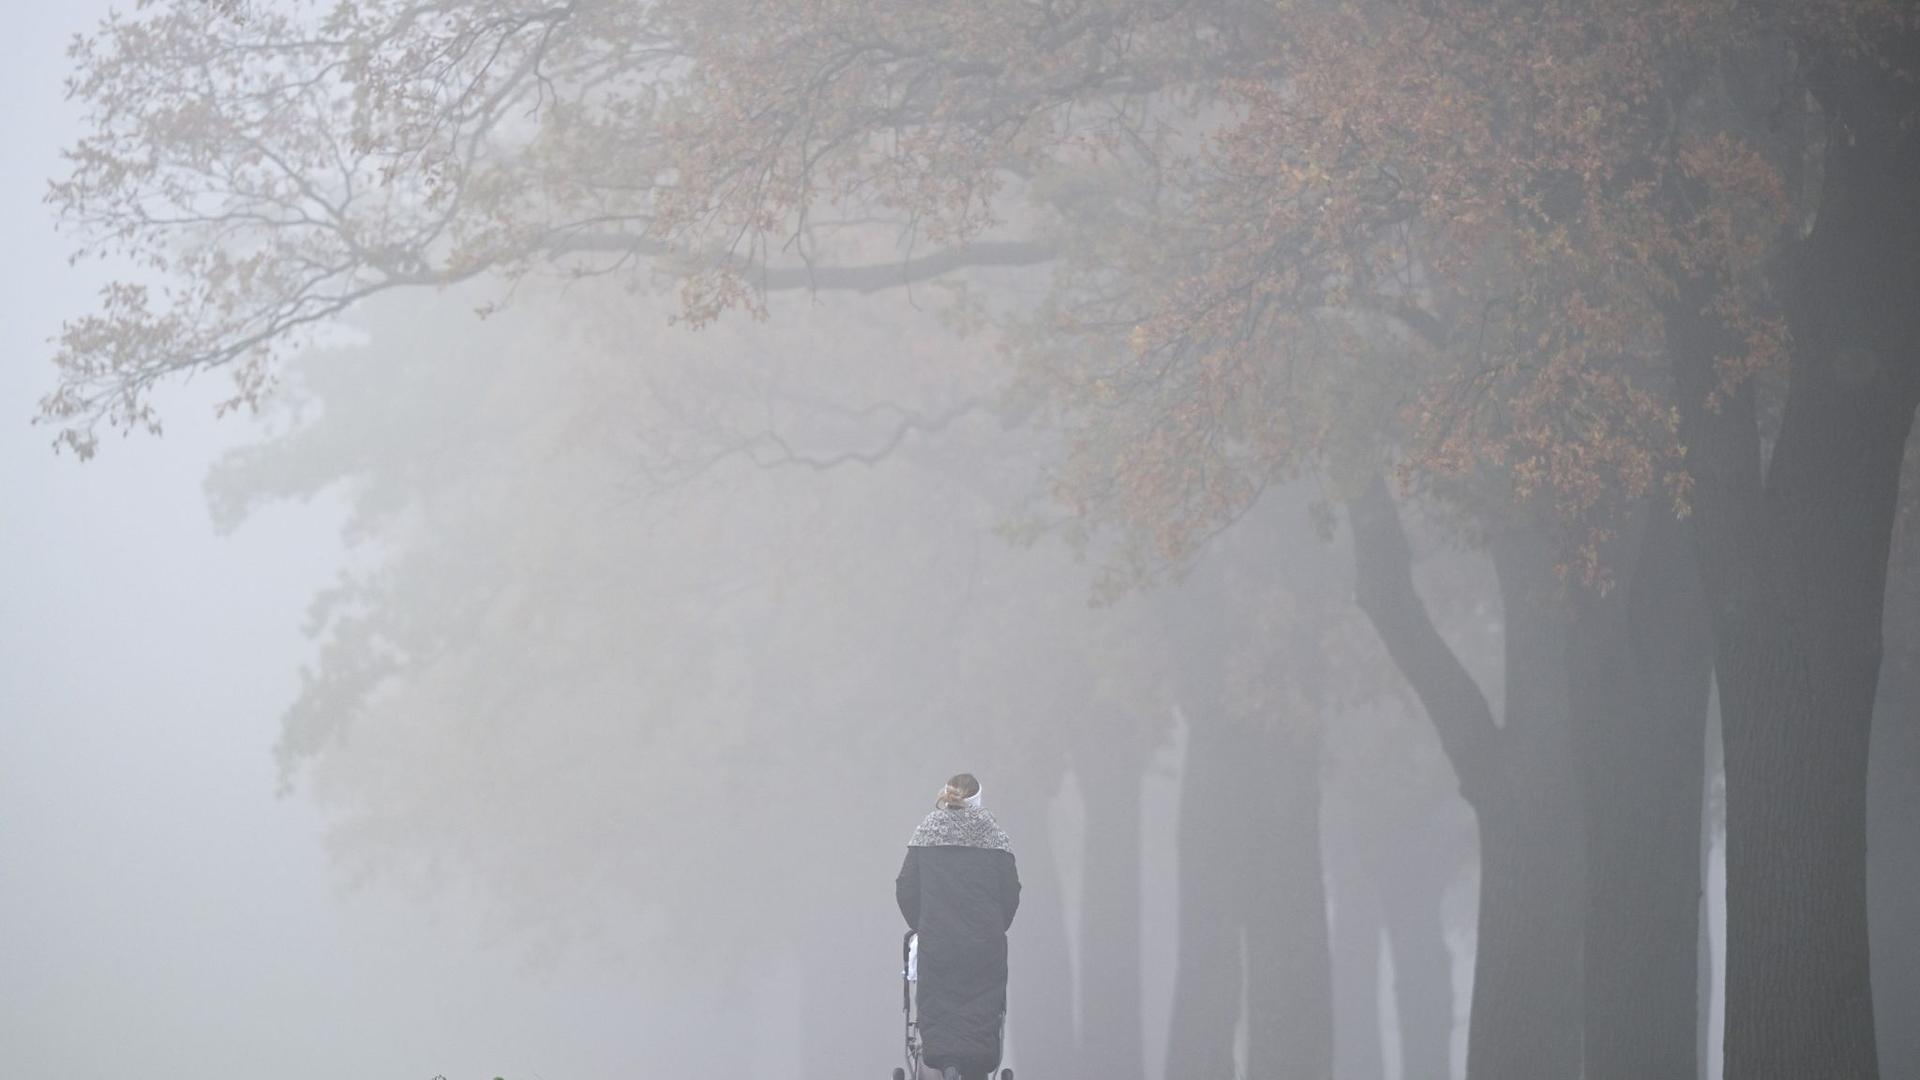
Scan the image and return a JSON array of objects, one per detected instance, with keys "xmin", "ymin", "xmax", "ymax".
[
  {"xmin": 4, "ymin": 5, "xmax": 1916, "ymax": 1080},
  {"xmin": 3, "ymin": 8, "xmax": 677, "ymax": 1078}
]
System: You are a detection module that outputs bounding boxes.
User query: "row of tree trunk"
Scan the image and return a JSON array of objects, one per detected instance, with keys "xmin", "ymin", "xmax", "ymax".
[
  {"xmin": 855, "ymin": 433, "xmax": 1913, "ymax": 1080},
  {"xmin": 1163, "ymin": 449, "xmax": 1904, "ymax": 1080}
]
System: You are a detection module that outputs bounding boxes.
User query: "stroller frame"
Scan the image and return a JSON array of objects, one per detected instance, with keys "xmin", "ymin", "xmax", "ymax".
[
  {"xmin": 897, "ymin": 930, "xmax": 923, "ymax": 1080},
  {"xmin": 893, "ymin": 930, "xmax": 1012, "ymax": 1080}
]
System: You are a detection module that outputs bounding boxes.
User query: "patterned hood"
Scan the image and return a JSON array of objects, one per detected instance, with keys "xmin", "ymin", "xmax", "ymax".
[{"xmin": 908, "ymin": 806, "xmax": 1013, "ymax": 852}]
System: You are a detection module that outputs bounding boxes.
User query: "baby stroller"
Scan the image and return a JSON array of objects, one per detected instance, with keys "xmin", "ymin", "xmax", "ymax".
[{"xmin": 895, "ymin": 930, "xmax": 1012, "ymax": 1080}]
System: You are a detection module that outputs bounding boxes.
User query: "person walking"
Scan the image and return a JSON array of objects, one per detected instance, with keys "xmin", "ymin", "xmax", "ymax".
[{"xmin": 896, "ymin": 773, "xmax": 1022, "ymax": 1080}]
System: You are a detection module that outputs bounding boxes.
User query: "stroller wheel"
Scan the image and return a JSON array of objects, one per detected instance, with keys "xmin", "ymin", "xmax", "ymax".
[
  {"xmin": 892, "ymin": 1070, "xmax": 906, "ymax": 1080},
  {"xmin": 1000, "ymin": 1071, "xmax": 1014, "ymax": 1080}
]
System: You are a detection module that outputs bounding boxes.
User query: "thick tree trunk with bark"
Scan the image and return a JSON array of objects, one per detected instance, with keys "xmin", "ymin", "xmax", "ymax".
[
  {"xmin": 1712, "ymin": 488, "xmax": 1891, "ymax": 1080},
  {"xmin": 1075, "ymin": 738, "xmax": 1148, "ymax": 1080},
  {"xmin": 1348, "ymin": 478, "xmax": 1583, "ymax": 1080},
  {"xmin": 1478, "ymin": 530, "xmax": 1584, "ymax": 1080},
  {"xmin": 1664, "ymin": 31, "xmax": 1920, "ymax": 1075},
  {"xmin": 1666, "ymin": 66, "xmax": 1920, "ymax": 1067},
  {"xmin": 1671, "ymin": 361, "xmax": 1910, "ymax": 1080},
  {"xmin": 1466, "ymin": 807, "xmax": 1581, "ymax": 1079},
  {"xmin": 1570, "ymin": 507, "xmax": 1714, "ymax": 1080}
]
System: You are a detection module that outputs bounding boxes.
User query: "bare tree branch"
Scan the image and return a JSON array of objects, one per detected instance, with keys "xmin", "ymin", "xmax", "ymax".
[{"xmin": 551, "ymin": 234, "xmax": 1059, "ymax": 293}]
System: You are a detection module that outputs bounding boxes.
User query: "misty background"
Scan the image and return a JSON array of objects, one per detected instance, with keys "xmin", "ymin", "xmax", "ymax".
[
  {"xmin": 5, "ymin": 4, "xmax": 1916, "ymax": 1080},
  {"xmin": 0, "ymin": 8, "xmax": 1460, "ymax": 1079},
  {"xmin": 1, "ymin": 6, "xmax": 664, "ymax": 1077}
]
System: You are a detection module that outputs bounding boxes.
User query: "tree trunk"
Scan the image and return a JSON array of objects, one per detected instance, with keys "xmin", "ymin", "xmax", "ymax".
[
  {"xmin": 1376, "ymin": 817, "xmax": 1460, "ymax": 1080},
  {"xmin": 1570, "ymin": 507, "xmax": 1714, "ymax": 1080},
  {"xmin": 1665, "ymin": 107, "xmax": 1919, "ymax": 1075},
  {"xmin": 1165, "ymin": 707, "xmax": 1257, "ymax": 1080},
  {"xmin": 1465, "ymin": 808, "xmax": 1581, "ymax": 1080},
  {"xmin": 1329, "ymin": 840, "xmax": 1387, "ymax": 1080},
  {"xmin": 1245, "ymin": 714, "xmax": 1335, "ymax": 1080},
  {"xmin": 1348, "ymin": 478, "xmax": 1583, "ymax": 1080},
  {"xmin": 1004, "ymin": 770, "xmax": 1080, "ymax": 1080},
  {"xmin": 1075, "ymin": 738, "xmax": 1148, "ymax": 1080},
  {"xmin": 1868, "ymin": 649, "xmax": 1920, "ymax": 1078},
  {"xmin": 1698, "ymin": 695, "xmax": 1723, "ymax": 1080},
  {"xmin": 1477, "ymin": 527, "xmax": 1583, "ymax": 1080},
  {"xmin": 1868, "ymin": 425, "xmax": 1918, "ymax": 1080},
  {"xmin": 1711, "ymin": 435, "xmax": 1894, "ymax": 1080},
  {"xmin": 1663, "ymin": 37, "xmax": 1920, "ymax": 1075},
  {"xmin": 1330, "ymin": 714, "xmax": 1461, "ymax": 1080}
]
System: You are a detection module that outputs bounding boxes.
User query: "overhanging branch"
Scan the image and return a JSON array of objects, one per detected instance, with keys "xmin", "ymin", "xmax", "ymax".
[{"xmin": 550, "ymin": 233, "xmax": 1059, "ymax": 294}]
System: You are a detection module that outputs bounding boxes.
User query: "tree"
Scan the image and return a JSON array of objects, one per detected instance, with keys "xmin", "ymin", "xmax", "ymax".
[
  {"xmin": 213, "ymin": 259, "xmax": 1261, "ymax": 1079},
  {"xmin": 1658, "ymin": 18, "xmax": 1920, "ymax": 1078},
  {"xmin": 47, "ymin": 1, "xmax": 1920, "ymax": 1077},
  {"xmin": 1030, "ymin": 7, "xmax": 1916, "ymax": 1077},
  {"xmin": 1564, "ymin": 502, "xmax": 1713, "ymax": 1080},
  {"xmin": 1160, "ymin": 487, "xmax": 1352, "ymax": 1080}
]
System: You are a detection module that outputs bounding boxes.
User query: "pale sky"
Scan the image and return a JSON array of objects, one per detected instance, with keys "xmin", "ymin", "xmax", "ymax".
[{"xmin": 0, "ymin": 7, "xmax": 674, "ymax": 1078}]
